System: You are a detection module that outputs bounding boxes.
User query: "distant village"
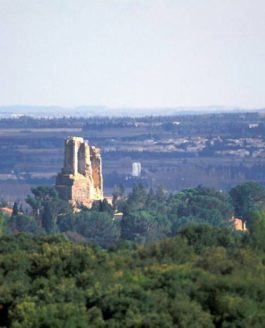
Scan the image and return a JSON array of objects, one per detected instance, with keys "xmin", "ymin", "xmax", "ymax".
[{"xmin": 1, "ymin": 112, "xmax": 265, "ymax": 200}]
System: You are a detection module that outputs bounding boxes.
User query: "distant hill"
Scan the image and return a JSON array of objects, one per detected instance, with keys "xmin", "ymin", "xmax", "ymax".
[
  {"xmin": 0, "ymin": 105, "xmax": 108, "ymax": 118},
  {"xmin": 0, "ymin": 105, "xmax": 264, "ymax": 118}
]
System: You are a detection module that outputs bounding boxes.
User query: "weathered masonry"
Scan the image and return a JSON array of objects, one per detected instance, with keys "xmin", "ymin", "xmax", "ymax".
[{"xmin": 56, "ymin": 137, "xmax": 103, "ymax": 207}]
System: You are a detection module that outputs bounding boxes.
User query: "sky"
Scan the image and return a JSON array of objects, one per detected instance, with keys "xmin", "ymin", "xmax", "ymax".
[{"xmin": 0, "ymin": 0, "xmax": 265, "ymax": 111}]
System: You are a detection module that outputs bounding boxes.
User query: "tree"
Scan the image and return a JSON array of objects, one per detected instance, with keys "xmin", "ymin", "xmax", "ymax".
[
  {"xmin": 26, "ymin": 186, "xmax": 71, "ymax": 233},
  {"xmin": 42, "ymin": 204, "xmax": 55, "ymax": 233},
  {"xmin": 179, "ymin": 224, "xmax": 236, "ymax": 253},
  {"xmin": 0, "ymin": 213, "xmax": 8, "ymax": 236},
  {"xmin": 230, "ymin": 182, "xmax": 265, "ymax": 221},
  {"xmin": 92, "ymin": 199, "xmax": 113, "ymax": 215},
  {"xmin": 248, "ymin": 210, "xmax": 265, "ymax": 252},
  {"xmin": 121, "ymin": 210, "xmax": 171, "ymax": 243},
  {"xmin": 26, "ymin": 186, "xmax": 59, "ymax": 215},
  {"xmin": 126, "ymin": 184, "xmax": 148, "ymax": 211},
  {"xmin": 8, "ymin": 214, "xmax": 43, "ymax": 234},
  {"xmin": 112, "ymin": 184, "xmax": 125, "ymax": 209},
  {"xmin": 170, "ymin": 215, "xmax": 203, "ymax": 235},
  {"xmin": 42, "ymin": 199, "xmax": 71, "ymax": 233},
  {"xmin": 172, "ymin": 186, "xmax": 233, "ymax": 227},
  {"xmin": 73, "ymin": 211, "xmax": 121, "ymax": 248},
  {"xmin": 12, "ymin": 202, "xmax": 19, "ymax": 217}
]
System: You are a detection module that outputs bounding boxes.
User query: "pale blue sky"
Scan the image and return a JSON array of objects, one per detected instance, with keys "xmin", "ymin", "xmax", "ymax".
[{"xmin": 1, "ymin": 0, "xmax": 265, "ymax": 110}]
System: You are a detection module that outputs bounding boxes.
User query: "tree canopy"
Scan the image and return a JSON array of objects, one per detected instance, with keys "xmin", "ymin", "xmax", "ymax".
[
  {"xmin": 1, "ymin": 182, "xmax": 265, "ymax": 326},
  {"xmin": 230, "ymin": 182, "xmax": 265, "ymax": 221},
  {"xmin": 0, "ymin": 225, "xmax": 264, "ymax": 327}
]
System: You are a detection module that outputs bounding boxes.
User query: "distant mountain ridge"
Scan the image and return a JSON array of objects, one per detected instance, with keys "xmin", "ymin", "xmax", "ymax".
[{"xmin": 0, "ymin": 105, "xmax": 264, "ymax": 118}]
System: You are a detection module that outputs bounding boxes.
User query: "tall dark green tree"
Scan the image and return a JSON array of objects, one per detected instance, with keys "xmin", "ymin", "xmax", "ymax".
[
  {"xmin": 248, "ymin": 210, "xmax": 265, "ymax": 252},
  {"xmin": 230, "ymin": 182, "xmax": 265, "ymax": 221},
  {"xmin": 26, "ymin": 186, "xmax": 71, "ymax": 233},
  {"xmin": 12, "ymin": 202, "xmax": 19, "ymax": 217},
  {"xmin": 26, "ymin": 186, "xmax": 58, "ymax": 215},
  {"xmin": 42, "ymin": 204, "xmax": 55, "ymax": 233}
]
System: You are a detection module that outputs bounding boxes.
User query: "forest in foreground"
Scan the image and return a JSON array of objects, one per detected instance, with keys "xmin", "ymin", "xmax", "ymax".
[
  {"xmin": 1, "ymin": 221, "xmax": 265, "ymax": 327},
  {"xmin": 1, "ymin": 182, "xmax": 265, "ymax": 327}
]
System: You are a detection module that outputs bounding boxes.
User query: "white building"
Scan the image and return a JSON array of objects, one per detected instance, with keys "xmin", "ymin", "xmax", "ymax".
[{"xmin": 132, "ymin": 162, "xmax": 141, "ymax": 177}]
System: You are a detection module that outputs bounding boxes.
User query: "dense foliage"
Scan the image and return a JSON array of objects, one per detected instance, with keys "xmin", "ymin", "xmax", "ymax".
[
  {"xmin": 230, "ymin": 182, "xmax": 265, "ymax": 221},
  {"xmin": 1, "ymin": 183, "xmax": 240, "ymax": 247},
  {"xmin": 1, "ymin": 182, "xmax": 265, "ymax": 248},
  {"xmin": 1, "ymin": 182, "xmax": 265, "ymax": 326},
  {"xmin": 0, "ymin": 219, "xmax": 265, "ymax": 327}
]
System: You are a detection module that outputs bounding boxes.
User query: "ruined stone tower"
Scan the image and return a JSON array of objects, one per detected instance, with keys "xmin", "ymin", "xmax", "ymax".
[{"xmin": 55, "ymin": 137, "xmax": 103, "ymax": 207}]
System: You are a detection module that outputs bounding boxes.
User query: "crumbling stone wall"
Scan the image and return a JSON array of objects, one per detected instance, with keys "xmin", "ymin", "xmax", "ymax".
[{"xmin": 56, "ymin": 137, "xmax": 103, "ymax": 207}]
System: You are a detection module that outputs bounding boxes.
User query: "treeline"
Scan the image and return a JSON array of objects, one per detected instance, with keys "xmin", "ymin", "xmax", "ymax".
[
  {"xmin": 1, "ymin": 182, "xmax": 265, "ymax": 247},
  {"xmin": 0, "ymin": 116, "xmax": 83, "ymax": 128},
  {"xmin": 1, "ymin": 112, "xmax": 265, "ymax": 138},
  {"xmin": 1, "ymin": 217, "xmax": 265, "ymax": 327}
]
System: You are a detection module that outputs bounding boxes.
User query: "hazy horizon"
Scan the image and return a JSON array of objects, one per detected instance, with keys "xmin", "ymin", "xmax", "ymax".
[
  {"xmin": 1, "ymin": 0, "xmax": 265, "ymax": 111},
  {"xmin": 1, "ymin": 104, "xmax": 265, "ymax": 118}
]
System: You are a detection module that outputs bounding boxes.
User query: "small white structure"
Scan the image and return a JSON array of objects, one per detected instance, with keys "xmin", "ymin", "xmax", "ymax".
[{"xmin": 132, "ymin": 162, "xmax": 141, "ymax": 177}]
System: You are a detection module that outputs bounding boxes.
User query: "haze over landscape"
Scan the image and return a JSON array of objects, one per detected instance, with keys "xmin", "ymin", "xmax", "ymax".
[
  {"xmin": 2, "ymin": 2, "xmax": 265, "ymax": 327},
  {"xmin": 1, "ymin": 0, "xmax": 265, "ymax": 114}
]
